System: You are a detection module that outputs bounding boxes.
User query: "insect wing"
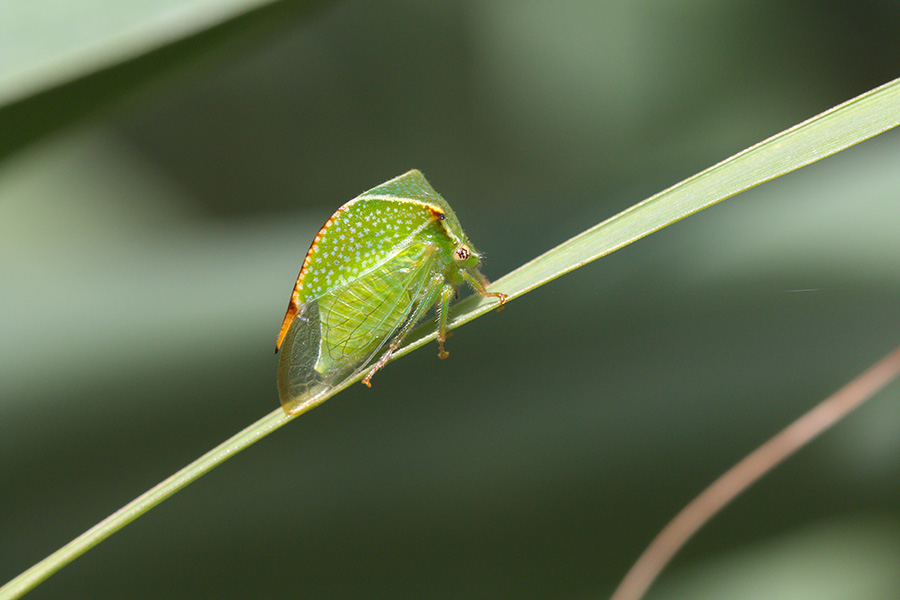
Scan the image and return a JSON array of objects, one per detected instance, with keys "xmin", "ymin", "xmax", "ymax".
[{"xmin": 278, "ymin": 242, "xmax": 439, "ymax": 413}]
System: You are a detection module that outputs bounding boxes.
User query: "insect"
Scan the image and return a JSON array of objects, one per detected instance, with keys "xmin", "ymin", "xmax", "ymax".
[{"xmin": 275, "ymin": 170, "xmax": 506, "ymax": 414}]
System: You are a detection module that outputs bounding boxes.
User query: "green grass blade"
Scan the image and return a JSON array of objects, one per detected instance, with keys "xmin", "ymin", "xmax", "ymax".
[
  {"xmin": 471, "ymin": 76, "xmax": 900, "ymax": 309},
  {"xmin": 0, "ymin": 408, "xmax": 291, "ymax": 599},
  {"xmin": 0, "ymin": 0, "xmax": 279, "ymax": 108},
  {"xmin": 0, "ymin": 2, "xmax": 331, "ymax": 162},
  {"xmin": 2, "ymin": 76, "xmax": 898, "ymax": 600}
]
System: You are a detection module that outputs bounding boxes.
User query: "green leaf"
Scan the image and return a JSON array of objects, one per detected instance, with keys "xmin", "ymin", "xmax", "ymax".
[
  {"xmin": 2, "ymin": 77, "xmax": 898, "ymax": 600},
  {"xmin": 421, "ymin": 76, "xmax": 900, "ymax": 344},
  {"xmin": 0, "ymin": 0, "xmax": 277, "ymax": 107},
  {"xmin": 0, "ymin": 1, "xmax": 329, "ymax": 160}
]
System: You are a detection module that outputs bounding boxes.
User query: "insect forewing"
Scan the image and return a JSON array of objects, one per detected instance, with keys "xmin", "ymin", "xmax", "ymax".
[{"xmin": 278, "ymin": 242, "xmax": 439, "ymax": 413}]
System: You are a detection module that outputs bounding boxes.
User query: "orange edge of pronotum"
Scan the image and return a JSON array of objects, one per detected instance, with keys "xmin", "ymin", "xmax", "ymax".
[
  {"xmin": 274, "ymin": 302, "xmax": 297, "ymax": 353},
  {"xmin": 275, "ymin": 206, "xmax": 347, "ymax": 353}
]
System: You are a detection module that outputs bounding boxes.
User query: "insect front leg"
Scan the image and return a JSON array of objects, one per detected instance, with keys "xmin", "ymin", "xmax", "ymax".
[{"xmin": 460, "ymin": 269, "xmax": 507, "ymax": 304}]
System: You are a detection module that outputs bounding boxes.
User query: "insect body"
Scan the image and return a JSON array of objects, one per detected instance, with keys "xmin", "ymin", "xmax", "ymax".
[{"xmin": 276, "ymin": 170, "xmax": 506, "ymax": 414}]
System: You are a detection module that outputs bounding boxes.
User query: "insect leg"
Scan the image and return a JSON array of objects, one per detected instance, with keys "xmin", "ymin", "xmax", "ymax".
[
  {"xmin": 361, "ymin": 273, "xmax": 445, "ymax": 387},
  {"xmin": 460, "ymin": 269, "xmax": 507, "ymax": 304},
  {"xmin": 436, "ymin": 282, "xmax": 455, "ymax": 359}
]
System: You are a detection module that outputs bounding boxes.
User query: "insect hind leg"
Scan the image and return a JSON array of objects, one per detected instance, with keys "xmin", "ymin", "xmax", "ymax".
[{"xmin": 361, "ymin": 272, "xmax": 446, "ymax": 387}]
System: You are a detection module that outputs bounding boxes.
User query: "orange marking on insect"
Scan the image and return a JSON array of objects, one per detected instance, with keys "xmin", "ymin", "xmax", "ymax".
[
  {"xmin": 275, "ymin": 299, "xmax": 298, "ymax": 353},
  {"xmin": 277, "ymin": 211, "xmax": 342, "ymax": 352}
]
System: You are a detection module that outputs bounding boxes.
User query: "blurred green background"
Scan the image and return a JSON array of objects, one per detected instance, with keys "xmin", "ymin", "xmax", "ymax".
[{"xmin": 3, "ymin": 1, "xmax": 900, "ymax": 598}]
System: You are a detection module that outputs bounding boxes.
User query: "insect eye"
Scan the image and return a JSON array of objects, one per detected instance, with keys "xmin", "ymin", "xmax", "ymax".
[{"xmin": 454, "ymin": 245, "xmax": 471, "ymax": 262}]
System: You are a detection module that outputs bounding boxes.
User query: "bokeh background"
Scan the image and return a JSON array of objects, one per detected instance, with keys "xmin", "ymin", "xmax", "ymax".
[{"xmin": 3, "ymin": 2, "xmax": 900, "ymax": 598}]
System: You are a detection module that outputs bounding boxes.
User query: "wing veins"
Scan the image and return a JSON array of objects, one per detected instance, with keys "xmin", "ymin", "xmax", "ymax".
[{"xmin": 317, "ymin": 244, "xmax": 439, "ymax": 371}]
